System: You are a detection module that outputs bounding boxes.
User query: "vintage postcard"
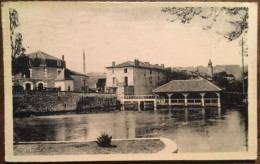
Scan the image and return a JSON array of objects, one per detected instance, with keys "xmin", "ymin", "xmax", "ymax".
[{"xmin": 1, "ymin": 1, "xmax": 257, "ymax": 162}]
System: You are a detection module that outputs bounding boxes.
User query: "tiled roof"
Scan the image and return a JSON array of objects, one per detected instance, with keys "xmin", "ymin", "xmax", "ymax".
[
  {"xmin": 27, "ymin": 51, "xmax": 61, "ymax": 61},
  {"xmin": 106, "ymin": 61, "xmax": 166, "ymax": 70},
  {"xmin": 86, "ymin": 72, "xmax": 106, "ymax": 78},
  {"xmin": 152, "ymin": 79, "xmax": 221, "ymax": 93},
  {"xmin": 66, "ymin": 69, "xmax": 88, "ymax": 77}
]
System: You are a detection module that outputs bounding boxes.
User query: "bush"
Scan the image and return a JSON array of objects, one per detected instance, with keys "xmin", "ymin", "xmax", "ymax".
[{"xmin": 96, "ymin": 133, "xmax": 113, "ymax": 147}]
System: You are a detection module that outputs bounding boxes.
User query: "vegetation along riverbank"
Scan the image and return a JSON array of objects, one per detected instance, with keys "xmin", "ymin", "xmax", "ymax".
[{"xmin": 13, "ymin": 91, "xmax": 119, "ymax": 117}]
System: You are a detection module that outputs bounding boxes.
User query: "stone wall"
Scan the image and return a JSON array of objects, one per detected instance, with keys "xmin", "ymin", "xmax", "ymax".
[{"xmin": 13, "ymin": 91, "xmax": 118, "ymax": 116}]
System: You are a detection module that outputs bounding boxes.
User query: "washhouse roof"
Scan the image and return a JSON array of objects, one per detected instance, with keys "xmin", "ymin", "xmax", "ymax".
[{"xmin": 152, "ymin": 79, "xmax": 221, "ymax": 93}]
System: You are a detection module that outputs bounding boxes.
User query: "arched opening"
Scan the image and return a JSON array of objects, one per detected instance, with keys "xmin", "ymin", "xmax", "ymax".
[
  {"xmin": 187, "ymin": 93, "xmax": 202, "ymax": 104},
  {"xmin": 204, "ymin": 92, "xmax": 219, "ymax": 104},
  {"xmin": 204, "ymin": 92, "xmax": 218, "ymax": 98},
  {"xmin": 25, "ymin": 83, "xmax": 31, "ymax": 91},
  {"xmin": 38, "ymin": 83, "xmax": 44, "ymax": 90},
  {"xmin": 157, "ymin": 93, "xmax": 169, "ymax": 105},
  {"xmin": 171, "ymin": 93, "xmax": 185, "ymax": 104},
  {"xmin": 23, "ymin": 82, "xmax": 33, "ymax": 91}
]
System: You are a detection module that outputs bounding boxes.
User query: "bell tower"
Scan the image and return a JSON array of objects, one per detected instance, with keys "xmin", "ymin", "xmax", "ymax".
[{"xmin": 207, "ymin": 59, "xmax": 213, "ymax": 77}]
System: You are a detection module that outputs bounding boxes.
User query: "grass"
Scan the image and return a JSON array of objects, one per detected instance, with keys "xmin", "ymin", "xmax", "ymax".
[{"xmin": 14, "ymin": 139, "xmax": 165, "ymax": 156}]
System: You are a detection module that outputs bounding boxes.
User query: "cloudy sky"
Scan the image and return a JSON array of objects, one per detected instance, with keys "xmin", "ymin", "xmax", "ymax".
[{"xmin": 8, "ymin": 2, "xmax": 247, "ymax": 73}]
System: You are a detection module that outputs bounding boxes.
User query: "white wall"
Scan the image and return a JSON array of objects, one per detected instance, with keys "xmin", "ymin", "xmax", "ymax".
[
  {"xmin": 106, "ymin": 67, "xmax": 134, "ymax": 87},
  {"xmin": 65, "ymin": 80, "xmax": 74, "ymax": 91},
  {"xmin": 55, "ymin": 81, "xmax": 65, "ymax": 91}
]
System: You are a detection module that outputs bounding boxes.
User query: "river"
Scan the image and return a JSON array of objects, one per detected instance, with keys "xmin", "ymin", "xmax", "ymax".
[{"xmin": 14, "ymin": 107, "xmax": 248, "ymax": 153}]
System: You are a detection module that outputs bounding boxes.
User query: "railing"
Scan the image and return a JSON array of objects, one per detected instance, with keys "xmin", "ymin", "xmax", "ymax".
[
  {"xmin": 120, "ymin": 95, "xmax": 158, "ymax": 100},
  {"xmin": 187, "ymin": 98, "xmax": 202, "ymax": 104},
  {"xmin": 204, "ymin": 98, "xmax": 218, "ymax": 104},
  {"xmin": 171, "ymin": 99, "xmax": 185, "ymax": 103}
]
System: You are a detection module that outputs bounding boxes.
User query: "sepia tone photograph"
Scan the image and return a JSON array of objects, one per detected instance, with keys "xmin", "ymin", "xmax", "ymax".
[{"xmin": 1, "ymin": 1, "xmax": 257, "ymax": 162}]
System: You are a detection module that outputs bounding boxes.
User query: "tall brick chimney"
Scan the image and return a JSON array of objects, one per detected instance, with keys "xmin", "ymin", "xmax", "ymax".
[{"xmin": 83, "ymin": 51, "xmax": 86, "ymax": 74}]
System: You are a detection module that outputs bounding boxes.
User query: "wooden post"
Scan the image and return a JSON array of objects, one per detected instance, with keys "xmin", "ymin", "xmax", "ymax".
[
  {"xmin": 183, "ymin": 93, "xmax": 189, "ymax": 106},
  {"xmin": 202, "ymin": 108, "xmax": 205, "ymax": 120},
  {"xmin": 200, "ymin": 93, "xmax": 205, "ymax": 107},
  {"xmin": 166, "ymin": 93, "xmax": 173, "ymax": 108},
  {"xmin": 154, "ymin": 100, "xmax": 157, "ymax": 111},
  {"xmin": 138, "ymin": 101, "xmax": 141, "ymax": 111},
  {"xmin": 185, "ymin": 108, "xmax": 188, "ymax": 121},
  {"xmin": 216, "ymin": 92, "xmax": 221, "ymax": 108}
]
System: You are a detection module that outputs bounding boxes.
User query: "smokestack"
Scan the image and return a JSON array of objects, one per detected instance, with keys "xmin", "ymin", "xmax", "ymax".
[
  {"xmin": 112, "ymin": 61, "xmax": 115, "ymax": 66},
  {"xmin": 62, "ymin": 55, "xmax": 64, "ymax": 60},
  {"xmin": 83, "ymin": 51, "xmax": 86, "ymax": 74}
]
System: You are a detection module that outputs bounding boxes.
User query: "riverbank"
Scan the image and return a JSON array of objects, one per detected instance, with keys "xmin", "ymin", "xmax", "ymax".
[
  {"xmin": 14, "ymin": 138, "xmax": 178, "ymax": 155},
  {"xmin": 13, "ymin": 91, "xmax": 118, "ymax": 117}
]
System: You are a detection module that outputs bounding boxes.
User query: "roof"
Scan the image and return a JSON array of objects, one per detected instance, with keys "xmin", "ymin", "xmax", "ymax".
[
  {"xmin": 66, "ymin": 69, "xmax": 88, "ymax": 77},
  {"xmin": 86, "ymin": 72, "xmax": 106, "ymax": 79},
  {"xmin": 106, "ymin": 61, "xmax": 166, "ymax": 70},
  {"xmin": 152, "ymin": 79, "xmax": 221, "ymax": 93},
  {"xmin": 27, "ymin": 51, "xmax": 61, "ymax": 61}
]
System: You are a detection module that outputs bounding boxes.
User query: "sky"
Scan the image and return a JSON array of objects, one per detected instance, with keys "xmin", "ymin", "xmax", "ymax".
[{"xmin": 10, "ymin": 3, "xmax": 247, "ymax": 73}]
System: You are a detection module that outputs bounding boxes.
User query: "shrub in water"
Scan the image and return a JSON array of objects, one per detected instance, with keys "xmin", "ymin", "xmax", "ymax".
[{"xmin": 96, "ymin": 133, "xmax": 112, "ymax": 147}]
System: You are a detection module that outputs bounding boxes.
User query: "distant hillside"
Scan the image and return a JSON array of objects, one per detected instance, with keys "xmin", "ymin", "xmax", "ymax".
[{"xmin": 173, "ymin": 65, "xmax": 247, "ymax": 79}]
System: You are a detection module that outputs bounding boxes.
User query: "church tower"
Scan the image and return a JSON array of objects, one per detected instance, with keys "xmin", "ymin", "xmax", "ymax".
[
  {"xmin": 83, "ymin": 50, "xmax": 86, "ymax": 74},
  {"xmin": 207, "ymin": 59, "xmax": 213, "ymax": 77}
]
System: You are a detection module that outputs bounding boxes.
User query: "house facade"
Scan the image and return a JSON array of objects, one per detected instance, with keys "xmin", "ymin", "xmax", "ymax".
[
  {"xmin": 65, "ymin": 69, "xmax": 89, "ymax": 92},
  {"xmin": 14, "ymin": 50, "xmax": 88, "ymax": 92},
  {"xmin": 106, "ymin": 59, "xmax": 168, "ymax": 95},
  {"xmin": 86, "ymin": 72, "xmax": 106, "ymax": 93}
]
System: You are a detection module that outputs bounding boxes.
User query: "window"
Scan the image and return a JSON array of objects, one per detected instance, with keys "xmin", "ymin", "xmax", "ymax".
[
  {"xmin": 57, "ymin": 69, "xmax": 62, "ymax": 76},
  {"xmin": 112, "ymin": 69, "xmax": 114, "ymax": 74},
  {"xmin": 149, "ymin": 77, "xmax": 152, "ymax": 84},
  {"xmin": 158, "ymin": 76, "xmax": 160, "ymax": 82},
  {"xmin": 113, "ymin": 77, "xmax": 116, "ymax": 84},
  {"xmin": 124, "ymin": 77, "xmax": 128, "ymax": 86},
  {"xmin": 68, "ymin": 86, "xmax": 70, "ymax": 91},
  {"xmin": 124, "ymin": 68, "xmax": 127, "ymax": 73},
  {"xmin": 150, "ymin": 69, "xmax": 152, "ymax": 74},
  {"xmin": 57, "ymin": 60, "xmax": 62, "ymax": 67}
]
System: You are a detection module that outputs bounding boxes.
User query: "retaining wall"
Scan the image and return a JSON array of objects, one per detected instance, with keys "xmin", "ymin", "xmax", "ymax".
[{"xmin": 13, "ymin": 91, "xmax": 118, "ymax": 116}]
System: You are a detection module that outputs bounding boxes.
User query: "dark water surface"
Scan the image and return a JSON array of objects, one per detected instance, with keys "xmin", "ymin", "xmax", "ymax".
[{"xmin": 14, "ymin": 107, "xmax": 248, "ymax": 153}]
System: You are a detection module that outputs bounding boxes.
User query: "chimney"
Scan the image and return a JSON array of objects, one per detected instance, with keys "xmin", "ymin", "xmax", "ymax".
[
  {"xmin": 112, "ymin": 61, "xmax": 115, "ymax": 66},
  {"xmin": 62, "ymin": 55, "xmax": 64, "ymax": 60},
  {"xmin": 134, "ymin": 59, "xmax": 139, "ymax": 66},
  {"xmin": 144, "ymin": 62, "xmax": 150, "ymax": 65},
  {"xmin": 83, "ymin": 51, "xmax": 86, "ymax": 74},
  {"xmin": 161, "ymin": 64, "xmax": 164, "ymax": 67}
]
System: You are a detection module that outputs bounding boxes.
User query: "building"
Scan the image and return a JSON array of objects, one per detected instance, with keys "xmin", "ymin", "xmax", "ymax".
[
  {"xmin": 207, "ymin": 59, "xmax": 213, "ymax": 77},
  {"xmin": 106, "ymin": 59, "xmax": 168, "ymax": 95},
  {"xmin": 14, "ymin": 50, "xmax": 88, "ymax": 92},
  {"xmin": 65, "ymin": 69, "xmax": 89, "ymax": 92},
  {"xmin": 86, "ymin": 72, "xmax": 106, "ymax": 93},
  {"xmin": 152, "ymin": 78, "xmax": 221, "ymax": 107}
]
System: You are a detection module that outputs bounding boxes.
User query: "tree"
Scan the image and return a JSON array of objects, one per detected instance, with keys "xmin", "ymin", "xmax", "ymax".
[
  {"xmin": 10, "ymin": 8, "xmax": 29, "ymax": 76},
  {"xmin": 161, "ymin": 7, "xmax": 248, "ymax": 41}
]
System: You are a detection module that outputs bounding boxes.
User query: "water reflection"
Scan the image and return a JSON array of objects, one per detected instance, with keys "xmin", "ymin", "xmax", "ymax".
[{"xmin": 14, "ymin": 107, "xmax": 248, "ymax": 152}]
